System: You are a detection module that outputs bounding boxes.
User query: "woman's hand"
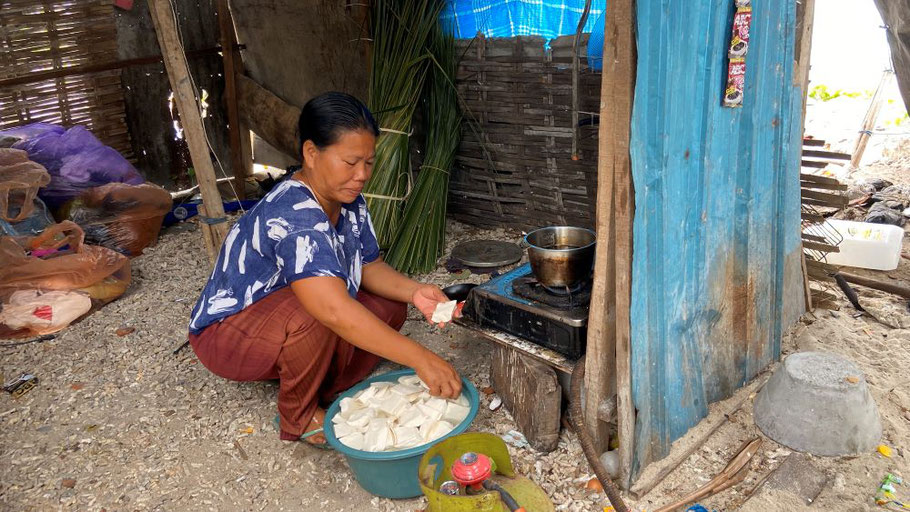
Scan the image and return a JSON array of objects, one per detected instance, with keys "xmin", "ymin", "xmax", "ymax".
[
  {"xmin": 412, "ymin": 284, "xmax": 460, "ymax": 327},
  {"xmin": 415, "ymin": 352, "xmax": 462, "ymax": 399}
]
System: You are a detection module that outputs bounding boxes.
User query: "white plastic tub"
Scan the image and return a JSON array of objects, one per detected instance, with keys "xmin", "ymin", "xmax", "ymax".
[{"xmin": 821, "ymin": 219, "xmax": 905, "ymax": 271}]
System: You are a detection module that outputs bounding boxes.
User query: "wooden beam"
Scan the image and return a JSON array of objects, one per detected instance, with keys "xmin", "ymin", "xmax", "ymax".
[
  {"xmin": 215, "ymin": 0, "xmax": 246, "ymax": 199},
  {"xmin": 611, "ymin": 0, "xmax": 637, "ymax": 486},
  {"xmin": 794, "ymin": 0, "xmax": 815, "ymax": 119},
  {"xmin": 149, "ymin": 0, "xmax": 228, "ymax": 262},
  {"xmin": 585, "ymin": 0, "xmax": 637, "ymax": 490},
  {"xmin": 491, "ymin": 345, "xmax": 562, "ymax": 452},
  {"xmin": 851, "ymin": 70, "xmax": 893, "ymax": 167},
  {"xmin": 0, "ymin": 46, "xmax": 235, "ymax": 89},
  {"xmin": 236, "ymin": 73, "xmax": 300, "ymax": 160},
  {"xmin": 840, "ymin": 271, "xmax": 910, "ymax": 300}
]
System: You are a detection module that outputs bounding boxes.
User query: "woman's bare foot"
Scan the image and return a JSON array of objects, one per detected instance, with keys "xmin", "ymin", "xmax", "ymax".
[{"xmin": 303, "ymin": 407, "xmax": 327, "ymax": 446}]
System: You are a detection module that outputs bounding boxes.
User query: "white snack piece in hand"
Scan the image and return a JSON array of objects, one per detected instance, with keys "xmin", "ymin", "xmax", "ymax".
[
  {"xmin": 431, "ymin": 300, "xmax": 458, "ymax": 324},
  {"xmin": 398, "ymin": 375, "xmax": 422, "ymax": 387}
]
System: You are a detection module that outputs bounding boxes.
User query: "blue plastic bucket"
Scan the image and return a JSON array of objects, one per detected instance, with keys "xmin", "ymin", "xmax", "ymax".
[{"xmin": 323, "ymin": 369, "xmax": 479, "ymax": 499}]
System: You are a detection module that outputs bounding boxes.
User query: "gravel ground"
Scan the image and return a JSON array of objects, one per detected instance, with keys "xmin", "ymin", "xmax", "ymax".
[
  {"xmin": 0, "ymin": 220, "xmax": 614, "ymax": 511},
  {"xmin": 3, "ymin": 97, "xmax": 910, "ymax": 510},
  {"xmin": 3, "ymin": 202, "xmax": 910, "ymax": 511}
]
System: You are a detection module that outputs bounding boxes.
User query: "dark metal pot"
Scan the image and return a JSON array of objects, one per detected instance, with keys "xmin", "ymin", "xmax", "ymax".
[{"xmin": 524, "ymin": 226, "xmax": 596, "ymax": 291}]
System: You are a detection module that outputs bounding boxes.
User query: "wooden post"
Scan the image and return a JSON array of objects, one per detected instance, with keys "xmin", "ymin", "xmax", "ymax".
[
  {"xmin": 585, "ymin": 0, "xmax": 637, "ymax": 489},
  {"xmin": 795, "ymin": 0, "xmax": 815, "ymax": 118},
  {"xmin": 216, "ymin": 0, "xmax": 247, "ymax": 200},
  {"xmin": 851, "ymin": 70, "xmax": 893, "ymax": 168},
  {"xmin": 149, "ymin": 0, "xmax": 229, "ymax": 262},
  {"xmin": 795, "ymin": 0, "xmax": 816, "ymax": 312}
]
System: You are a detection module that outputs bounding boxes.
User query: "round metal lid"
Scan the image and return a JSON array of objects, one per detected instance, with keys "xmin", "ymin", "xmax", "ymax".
[{"xmin": 450, "ymin": 239, "xmax": 523, "ymax": 268}]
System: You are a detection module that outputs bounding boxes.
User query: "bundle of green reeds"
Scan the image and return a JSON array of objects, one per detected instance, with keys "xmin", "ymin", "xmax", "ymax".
[
  {"xmin": 364, "ymin": 0, "xmax": 445, "ymax": 249},
  {"xmin": 385, "ymin": 23, "xmax": 461, "ymax": 273}
]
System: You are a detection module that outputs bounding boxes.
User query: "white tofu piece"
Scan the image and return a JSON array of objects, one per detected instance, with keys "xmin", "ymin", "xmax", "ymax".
[
  {"xmin": 332, "ymin": 411, "xmax": 347, "ymax": 424},
  {"xmin": 340, "ymin": 431, "xmax": 365, "ymax": 450},
  {"xmin": 378, "ymin": 394, "xmax": 409, "ymax": 417},
  {"xmin": 339, "ymin": 397, "xmax": 364, "ymax": 416},
  {"xmin": 417, "ymin": 403, "xmax": 444, "ymax": 422},
  {"xmin": 367, "ymin": 416, "xmax": 391, "ymax": 432},
  {"xmin": 452, "ymin": 394, "xmax": 470, "ymax": 408},
  {"xmin": 362, "ymin": 381, "xmax": 394, "ymax": 402},
  {"xmin": 431, "ymin": 300, "xmax": 458, "ymax": 324},
  {"xmin": 393, "ymin": 426, "xmax": 423, "ymax": 449},
  {"xmin": 398, "ymin": 406, "xmax": 427, "ymax": 428},
  {"xmin": 398, "ymin": 375, "xmax": 422, "ymax": 387},
  {"xmin": 420, "ymin": 420, "xmax": 455, "ymax": 443},
  {"xmin": 333, "ymin": 421, "xmax": 359, "ymax": 439},
  {"xmin": 363, "ymin": 425, "xmax": 393, "ymax": 452},
  {"xmin": 346, "ymin": 408, "xmax": 375, "ymax": 428},
  {"xmin": 425, "ymin": 397, "xmax": 449, "ymax": 414},
  {"xmin": 391, "ymin": 383, "xmax": 424, "ymax": 397},
  {"xmin": 442, "ymin": 401, "xmax": 470, "ymax": 425},
  {"xmin": 356, "ymin": 385, "xmax": 379, "ymax": 402}
]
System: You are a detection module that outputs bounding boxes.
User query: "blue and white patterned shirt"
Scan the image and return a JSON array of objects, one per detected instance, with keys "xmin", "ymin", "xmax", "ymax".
[{"xmin": 189, "ymin": 179, "xmax": 380, "ymax": 334}]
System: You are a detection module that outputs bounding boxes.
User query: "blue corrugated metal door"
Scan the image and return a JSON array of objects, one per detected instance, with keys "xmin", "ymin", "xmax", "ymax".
[{"xmin": 628, "ymin": 0, "xmax": 804, "ymax": 477}]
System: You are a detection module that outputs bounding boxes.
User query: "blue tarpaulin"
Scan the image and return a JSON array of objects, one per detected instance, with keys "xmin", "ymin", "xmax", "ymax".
[{"xmin": 443, "ymin": 0, "xmax": 605, "ymax": 41}]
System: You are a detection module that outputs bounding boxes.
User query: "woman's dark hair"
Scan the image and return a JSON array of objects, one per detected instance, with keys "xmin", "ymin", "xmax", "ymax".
[{"xmin": 297, "ymin": 92, "xmax": 379, "ymax": 149}]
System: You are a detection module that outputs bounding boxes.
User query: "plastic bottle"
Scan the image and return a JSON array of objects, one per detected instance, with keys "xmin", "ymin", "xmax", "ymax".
[{"xmin": 820, "ymin": 219, "xmax": 904, "ymax": 271}]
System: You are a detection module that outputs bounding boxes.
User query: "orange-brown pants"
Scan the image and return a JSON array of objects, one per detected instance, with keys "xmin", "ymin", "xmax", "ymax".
[{"xmin": 188, "ymin": 287, "xmax": 407, "ymax": 440}]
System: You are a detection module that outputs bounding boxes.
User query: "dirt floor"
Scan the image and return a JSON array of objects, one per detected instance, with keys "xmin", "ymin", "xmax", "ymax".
[{"xmin": 3, "ymin": 105, "xmax": 910, "ymax": 510}]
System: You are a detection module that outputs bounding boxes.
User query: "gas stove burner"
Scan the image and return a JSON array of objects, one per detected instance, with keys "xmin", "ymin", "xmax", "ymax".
[
  {"xmin": 463, "ymin": 263, "xmax": 589, "ymax": 358},
  {"xmin": 511, "ymin": 273, "xmax": 592, "ymax": 308}
]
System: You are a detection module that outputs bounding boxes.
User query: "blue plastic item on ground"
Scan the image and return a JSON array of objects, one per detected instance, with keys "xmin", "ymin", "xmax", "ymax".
[
  {"xmin": 163, "ymin": 200, "xmax": 259, "ymax": 227},
  {"xmin": 324, "ymin": 369, "xmax": 480, "ymax": 499}
]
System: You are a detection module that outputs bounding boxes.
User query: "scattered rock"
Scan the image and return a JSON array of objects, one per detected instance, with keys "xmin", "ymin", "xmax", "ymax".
[
  {"xmin": 115, "ymin": 326, "xmax": 135, "ymax": 337},
  {"xmin": 61, "ymin": 478, "xmax": 76, "ymax": 489},
  {"xmin": 866, "ymin": 203, "xmax": 906, "ymax": 226},
  {"xmin": 867, "ymin": 178, "xmax": 894, "ymax": 191},
  {"xmin": 846, "ymin": 183, "xmax": 876, "ymax": 201},
  {"xmin": 584, "ymin": 477, "xmax": 603, "ymax": 492},
  {"xmin": 833, "ymin": 472, "xmax": 846, "ymax": 492}
]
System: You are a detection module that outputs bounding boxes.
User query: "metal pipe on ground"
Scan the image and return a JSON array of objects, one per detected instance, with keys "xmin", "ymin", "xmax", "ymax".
[{"xmin": 569, "ymin": 356, "xmax": 629, "ymax": 512}]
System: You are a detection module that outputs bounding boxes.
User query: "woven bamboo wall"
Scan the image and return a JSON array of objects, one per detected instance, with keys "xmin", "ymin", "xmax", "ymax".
[
  {"xmin": 450, "ymin": 35, "xmax": 601, "ymax": 231},
  {"xmin": 0, "ymin": 0, "xmax": 132, "ymax": 159}
]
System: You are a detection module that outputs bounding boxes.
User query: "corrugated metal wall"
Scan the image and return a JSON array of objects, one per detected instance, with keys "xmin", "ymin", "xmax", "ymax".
[{"xmin": 628, "ymin": 0, "xmax": 805, "ymax": 476}]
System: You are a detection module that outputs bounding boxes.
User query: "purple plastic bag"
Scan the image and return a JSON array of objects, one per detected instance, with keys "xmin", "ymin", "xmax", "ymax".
[{"xmin": 0, "ymin": 123, "xmax": 143, "ymax": 209}]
